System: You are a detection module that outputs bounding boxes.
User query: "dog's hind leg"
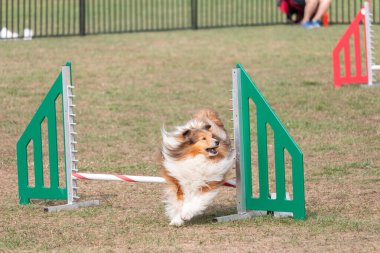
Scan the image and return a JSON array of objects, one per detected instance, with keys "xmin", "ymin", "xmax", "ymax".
[{"xmin": 180, "ymin": 190, "xmax": 219, "ymax": 222}]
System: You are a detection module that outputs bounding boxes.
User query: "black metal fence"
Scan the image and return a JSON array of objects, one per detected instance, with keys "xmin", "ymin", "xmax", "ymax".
[{"xmin": 1, "ymin": 0, "xmax": 379, "ymax": 39}]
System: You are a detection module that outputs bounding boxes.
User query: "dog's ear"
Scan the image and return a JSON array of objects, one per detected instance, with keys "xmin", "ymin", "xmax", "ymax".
[
  {"xmin": 204, "ymin": 124, "xmax": 211, "ymax": 130},
  {"xmin": 182, "ymin": 129, "xmax": 191, "ymax": 138},
  {"xmin": 182, "ymin": 129, "xmax": 195, "ymax": 144}
]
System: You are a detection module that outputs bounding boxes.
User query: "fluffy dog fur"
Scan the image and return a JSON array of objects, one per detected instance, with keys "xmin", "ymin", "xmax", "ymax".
[{"xmin": 161, "ymin": 109, "xmax": 234, "ymax": 226}]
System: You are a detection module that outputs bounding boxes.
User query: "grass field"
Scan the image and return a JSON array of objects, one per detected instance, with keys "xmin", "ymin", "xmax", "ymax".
[{"xmin": 1, "ymin": 24, "xmax": 379, "ymax": 252}]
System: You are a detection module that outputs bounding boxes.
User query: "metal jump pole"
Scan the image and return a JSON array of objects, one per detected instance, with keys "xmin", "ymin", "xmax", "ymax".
[
  {"xmin": 44, "ymin": 65, "xmax": 99, "ymax": 212},
  {"xmin": 364, "ymin": 1, "xmax": 380, "ymax": 87}
]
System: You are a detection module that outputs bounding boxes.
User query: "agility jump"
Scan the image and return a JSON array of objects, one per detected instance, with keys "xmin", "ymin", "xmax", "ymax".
[
  {"xmin": 333, "ymin": 1, "xmax": 379, "ymax": 87},
  {"xmin": 17, "ymin": 62, "xmax": 305, "ymax": 220}
]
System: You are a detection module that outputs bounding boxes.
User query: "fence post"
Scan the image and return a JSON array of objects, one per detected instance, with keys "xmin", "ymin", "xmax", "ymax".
[
  {"xmin": 79, "ymin": 0, "xmax": 86, "ymax": 36},
  {"xmin": 191, "ymin": 0, "xmax": 198, "ymax": 29}
]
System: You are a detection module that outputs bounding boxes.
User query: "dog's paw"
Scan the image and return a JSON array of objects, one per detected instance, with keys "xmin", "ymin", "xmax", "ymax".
[
  {"xmin": 181, "ymin": 209, "xmax": 195, "ymax": 221},
  {"xmin": 169, "ymin": 216, "xmax": 185, "ymax": 227}
]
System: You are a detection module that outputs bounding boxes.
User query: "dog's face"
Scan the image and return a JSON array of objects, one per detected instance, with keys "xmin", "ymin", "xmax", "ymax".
[{"xmin": 182, "ymin": 125, "xmax": 220, "ymax": 157}]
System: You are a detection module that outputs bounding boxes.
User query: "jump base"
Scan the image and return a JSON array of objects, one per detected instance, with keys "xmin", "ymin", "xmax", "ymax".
[
  {"xmin": 44, "ymin": 200, "xmax": 100, "ymax": 213},
  {"xmin": 214, "ymin": 192, "xmax": 293, "ymax": 222},
  {"xmin": 214, "ymin": 210, "xmax": 293, "ymax": 223},
  {"xmin": 362, "ymin": 83, "xmax": 380, "ymax": 88}
]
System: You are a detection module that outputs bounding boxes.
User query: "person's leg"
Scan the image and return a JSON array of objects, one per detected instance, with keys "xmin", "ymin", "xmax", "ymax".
[
  {"xmin": 312, "ymin": 0, "xmax": 332, "ymax": 21},
  {"xmin": 301, "ymin": 0, "xmax": 319, "ymax": 24}
]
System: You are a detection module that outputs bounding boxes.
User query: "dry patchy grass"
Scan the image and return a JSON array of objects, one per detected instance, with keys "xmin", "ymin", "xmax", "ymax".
[{"xmin": 0, "ymin": 25, "xmax": 379, "ymax": 252}]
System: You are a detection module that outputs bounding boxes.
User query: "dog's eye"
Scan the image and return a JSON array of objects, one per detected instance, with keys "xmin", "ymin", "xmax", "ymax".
[{"xmin": 202, "ymin": 137, "xmax": 206, "ymax": 140}]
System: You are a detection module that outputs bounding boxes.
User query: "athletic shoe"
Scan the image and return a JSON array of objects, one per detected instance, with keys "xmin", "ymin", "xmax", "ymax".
[
  {"xmin": 311, "ymin": 20, "xmax": 321, "ymax": 28},
  {"xmin": 301, "ymin": 20, "xmax": 321, "ymax": 29},
  {"xmin": 301, "ymin": 21, "xmax": 315, "ymax": 29}
]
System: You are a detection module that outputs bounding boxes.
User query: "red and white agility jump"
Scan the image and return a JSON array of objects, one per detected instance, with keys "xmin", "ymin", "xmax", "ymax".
[{"xmin": 333, "ymin": 1, "xmax": 379, "ymax": 87}]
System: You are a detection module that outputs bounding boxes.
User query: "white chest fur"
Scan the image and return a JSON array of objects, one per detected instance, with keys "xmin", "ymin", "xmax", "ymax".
[{"xmin": 163, "ymin": 154, "xmax": 233, "ymax": 189}]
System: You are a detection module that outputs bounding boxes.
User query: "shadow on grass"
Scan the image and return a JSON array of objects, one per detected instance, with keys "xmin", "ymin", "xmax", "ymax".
[{"xmin": 184, "ymin": 205, "xmax": 237, "ymax": 226}]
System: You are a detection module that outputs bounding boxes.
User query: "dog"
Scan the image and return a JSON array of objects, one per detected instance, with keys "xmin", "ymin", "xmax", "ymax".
[{"xmin": 161, "ymin": 109, "xmax": 234, "ymax": 226}]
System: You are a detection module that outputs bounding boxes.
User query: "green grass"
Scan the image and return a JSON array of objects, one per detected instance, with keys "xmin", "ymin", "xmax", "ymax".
[{"xmin": 1, "ymin": 25, "xmax": 380, "ymax": 252}]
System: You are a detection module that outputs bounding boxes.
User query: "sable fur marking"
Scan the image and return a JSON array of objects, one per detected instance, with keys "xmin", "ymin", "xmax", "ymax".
[{"xmin": 161, "ymin": 109, "xmax": 234, "ymax": 226}]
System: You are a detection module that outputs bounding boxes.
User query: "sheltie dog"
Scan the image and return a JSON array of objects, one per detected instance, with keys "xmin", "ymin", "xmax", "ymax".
[{"xmin": 161, "ymin": 109, "xmax": 234, "ymax": 226}]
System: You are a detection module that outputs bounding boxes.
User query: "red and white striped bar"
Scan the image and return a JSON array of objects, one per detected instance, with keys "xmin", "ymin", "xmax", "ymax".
[{"xmin": 72, "ymin": 173, "xmax": 236, "ymax": 188}]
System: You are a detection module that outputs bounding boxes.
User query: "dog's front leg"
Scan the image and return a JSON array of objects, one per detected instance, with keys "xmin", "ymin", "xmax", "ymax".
[{"xmin": 164, "ymin": 188, "xmax": 185, "ymax": 226}]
